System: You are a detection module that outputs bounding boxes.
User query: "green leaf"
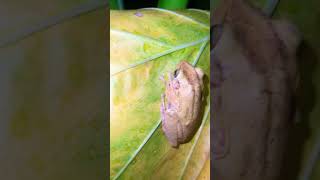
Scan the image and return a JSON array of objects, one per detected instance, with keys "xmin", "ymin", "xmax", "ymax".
[{"xmin": 110, "ymin": 8, "xmax": 210, "ymax": 180}]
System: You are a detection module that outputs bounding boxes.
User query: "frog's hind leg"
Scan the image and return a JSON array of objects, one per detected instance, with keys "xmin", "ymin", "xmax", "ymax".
[
  {"xmin": 162, "ymin": 112, "xmax": 179, "ymax": 148},
  {"xmin": 176, "ymin": 120, "xmax": 185, "ymax": 144},
  {"xmin": 161, "ymin": 102, "xmax": 180, "ymax": 148}
]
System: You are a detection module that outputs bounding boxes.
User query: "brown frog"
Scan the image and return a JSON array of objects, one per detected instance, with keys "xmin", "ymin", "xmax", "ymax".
[
  {"xmin": 160, "ymin": 61, "xmax": 204, "ymax": 148},
  {"xmin": 211, "ymin": 0, "xmax": 301, "ymax": 179}
]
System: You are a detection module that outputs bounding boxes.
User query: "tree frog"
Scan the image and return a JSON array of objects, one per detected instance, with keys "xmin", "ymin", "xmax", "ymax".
[{"xmin": 160, "ymin": 61, "xmax": 204, "ymax": 148}]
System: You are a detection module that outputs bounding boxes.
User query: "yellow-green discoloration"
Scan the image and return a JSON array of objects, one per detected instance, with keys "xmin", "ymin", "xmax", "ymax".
[{"xmin": 110, "ymin": 9, "xmax": 210, "ymax": 179}]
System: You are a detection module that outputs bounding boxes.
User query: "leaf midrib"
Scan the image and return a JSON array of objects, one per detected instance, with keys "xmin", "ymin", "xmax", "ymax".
[
  {"xmin": 111, "ymin": 8, "xmax": 210, "ymax": 180},
  {"xmin": 179, "ymin": 105, "xmax": 210, "ymax": 180},
  {"xmin": 113, "ymin": 41, "xmax": 209, "ymax": 180},
  {"xmin": 110, "ymin": 8, "xmax": 209, "ymax": 77}
]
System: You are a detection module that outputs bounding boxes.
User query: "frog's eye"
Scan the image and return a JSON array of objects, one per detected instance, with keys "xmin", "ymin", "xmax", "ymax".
[{"xmin": 174, "ymin": 69, "xmax": 180, "ymax": 78}]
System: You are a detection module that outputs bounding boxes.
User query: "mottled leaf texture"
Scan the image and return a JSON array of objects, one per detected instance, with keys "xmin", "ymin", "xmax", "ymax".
[
  {"xmin": 0, "ymin": 1, "xmax": 107, "ymax": 180},
  {"xmin": 110, "ymin": 9, "xmax": 210, "ymax": 180}
]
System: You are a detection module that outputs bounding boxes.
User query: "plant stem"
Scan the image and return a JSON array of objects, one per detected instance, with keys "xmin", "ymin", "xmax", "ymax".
[
  {"xmin": 109, "ymin": 0, "xmax": 120, "ymax": 9},
  {"xmin": 158, "ymin": 0, "xmax": 189, "ymax": 9},
  {"xmin": 117, "ymin": 0, "xmax": 124, "ymax": 10}
]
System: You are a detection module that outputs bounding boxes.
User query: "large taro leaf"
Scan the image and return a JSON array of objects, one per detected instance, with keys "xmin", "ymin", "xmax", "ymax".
[
  {"xmin": 110, "ymin": 8, "xmax": 210, "ymax": 179},
  {"xmin": 0, "ymin": 4, "xmax": 107, "ymax": 180}
]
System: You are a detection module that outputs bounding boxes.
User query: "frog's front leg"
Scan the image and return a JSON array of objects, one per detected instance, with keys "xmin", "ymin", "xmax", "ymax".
[
  {"xmin": 160, "ymin": 75, "xmax": 179, "ymax": 147},
  {"xmin": 160, "ymin": 94, "xmax": 167, "ymax": 128}
]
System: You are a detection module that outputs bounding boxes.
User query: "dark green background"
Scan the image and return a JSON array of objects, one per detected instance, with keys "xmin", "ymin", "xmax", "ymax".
[{"xmin": 110, "ymin": 0, "xmax": 210, "ymax": 10}]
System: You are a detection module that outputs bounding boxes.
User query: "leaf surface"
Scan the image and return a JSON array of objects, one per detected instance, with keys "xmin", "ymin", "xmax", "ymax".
[{"xmin": 110, "ymin": 8, "xmax": 210, "ymax": 180}]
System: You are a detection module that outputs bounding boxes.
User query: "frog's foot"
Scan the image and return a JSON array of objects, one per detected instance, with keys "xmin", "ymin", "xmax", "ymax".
[
  {"xmin": 159, "ymin": 74, "xmax": 166, "ymax": 84},
  {"xmin": 161, "ymin": 94, "xmax": 166, "ymax": 110},
  {"xmin": 169, "ymin": 72, "xmax": 174, "ymax": 81},
  {"xmin": 172, "ymin": 79, "xmax": 180, "ymax": 89},
  {"xmin": 170, "ymin": 140, "xmax": 179, "ymax": 148},
  {"xmin": 161, "ymin": 115, "xmax": 168, "ymax": 136}
]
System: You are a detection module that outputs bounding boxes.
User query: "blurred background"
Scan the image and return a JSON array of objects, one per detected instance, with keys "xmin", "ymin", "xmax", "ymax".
[
  {"xmin": 212, "ymin": 0, "xmax": 320, "ymax": 179},
  {"xmin": 0, "ymin": 1, "xmax": 107, "ymax": 179},
  {"xmin": 110, "ymin": 0, "xmax": 210, "ymax": 10}
]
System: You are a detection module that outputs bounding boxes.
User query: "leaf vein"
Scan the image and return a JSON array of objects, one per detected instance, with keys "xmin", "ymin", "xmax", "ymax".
[
  {"xmin": 192, "ymin": 40, "xmax": 209, "ymax": 67},
  {"xmin": 179, "ymin": 105, "xmax": 210, "ymax": 180},
  {"xmin": 110, "ymin": 29, "xmax": 174, "ymax": 48},
  {"xmin": 112, "ymin": 37, "xmax": 209, "ymax": 179},
  {"xmin": 111, "ymin": 36, "xmax": 209, "ymax": 76},
  {"xmin": 113, "ymin": 120, "xmax": 162, "ymax": 180},
  {"xmin": 142, "ymin": 8, "xmax": 209, "ymax": 29}
]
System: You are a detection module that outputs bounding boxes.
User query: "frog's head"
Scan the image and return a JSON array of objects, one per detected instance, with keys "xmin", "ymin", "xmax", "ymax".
[{"xmin": 175, "ymin": 61, "xmax": 204, "ymax": 90}]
